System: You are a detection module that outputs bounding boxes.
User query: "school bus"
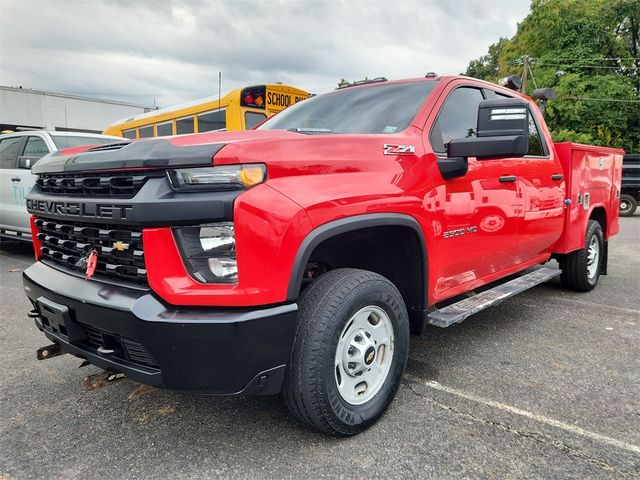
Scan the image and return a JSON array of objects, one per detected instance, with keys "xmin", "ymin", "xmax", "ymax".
[{"xmin": 103, "ymin": 84, "xmax": 310, "ymax": 139}]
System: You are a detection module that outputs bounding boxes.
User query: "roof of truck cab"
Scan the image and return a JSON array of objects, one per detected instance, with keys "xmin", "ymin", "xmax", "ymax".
[{"xmin": 0, "ymin": 130, "xmax": 122, "ymax": 140}]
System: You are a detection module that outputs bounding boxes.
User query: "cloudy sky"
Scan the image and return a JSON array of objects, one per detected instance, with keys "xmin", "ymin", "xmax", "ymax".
[{"xmin": 1, "ymin": 0, "xmax": 530, "ymax": 108}]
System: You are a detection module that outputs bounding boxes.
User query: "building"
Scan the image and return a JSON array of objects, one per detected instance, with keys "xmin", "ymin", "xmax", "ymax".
[{"xmin": 0, "ymin": 85, "xmax": 157, "ymax": 134}]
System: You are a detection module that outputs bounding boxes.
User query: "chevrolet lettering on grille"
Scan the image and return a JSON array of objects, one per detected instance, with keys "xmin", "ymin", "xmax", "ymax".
[{"xmin": 26, "ymin": 199, "xmax": 133, "ymax": 220}]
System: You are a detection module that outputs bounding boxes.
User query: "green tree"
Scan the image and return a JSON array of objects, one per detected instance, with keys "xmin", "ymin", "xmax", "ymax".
[
  {"xmin": 464, "ymin": 38, "xmax": 508, "ymax": 81},
  {"xmin": 465, "ymin": 0, "xmax": 640, "ymax": 152}
]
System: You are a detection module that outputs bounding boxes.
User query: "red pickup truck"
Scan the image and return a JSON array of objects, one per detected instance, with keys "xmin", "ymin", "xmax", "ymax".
[{"xmin": 23, "ymin": 75, "xmax": 623, "ymax": 435}]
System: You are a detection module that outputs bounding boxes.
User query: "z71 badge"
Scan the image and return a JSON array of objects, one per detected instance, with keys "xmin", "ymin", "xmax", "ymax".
[{"xmin": 383, "ymin": 144, "xmax": 415, "ymax": 155}]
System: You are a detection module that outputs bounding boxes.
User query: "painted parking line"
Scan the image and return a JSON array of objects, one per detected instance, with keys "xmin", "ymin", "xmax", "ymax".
[
  {"xmin": 416, "ymin": 379, "xmax": 640, "ymax": 456},
  {"xmin": 545, "ymin": 296, "xmax": 640, "ymax": 315}
]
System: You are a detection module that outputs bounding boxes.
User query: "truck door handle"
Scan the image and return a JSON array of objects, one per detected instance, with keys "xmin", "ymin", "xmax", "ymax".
[
  {"xmin": 551, "ymin": 174, "xmax": 564, "ymax": 181},
  {"xmin": 499, "ymin": 175, "xmax": 517, "ymax": 183},
  {"xmin": 11, "ymin": 177, "xmax": 21, "ymax": 182}
]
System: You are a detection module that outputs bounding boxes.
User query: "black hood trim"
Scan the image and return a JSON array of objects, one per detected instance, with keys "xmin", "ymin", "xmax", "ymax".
[{"xmin": 33, "ymin": 138, "xmax": 225, "ymax": 174}]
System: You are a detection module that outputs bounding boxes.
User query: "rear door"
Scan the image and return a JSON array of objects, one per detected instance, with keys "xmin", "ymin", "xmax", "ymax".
[
  {"xmin": 0, "ymin": 135, "xmax": 27, "ymax": 232},
  {"xmin": 514, "ymin": 109, "xmax": 565, "ymax": 260},
  {"xmin": 487, "ymin": 91, "xmax": 565, "ymax": 260}
]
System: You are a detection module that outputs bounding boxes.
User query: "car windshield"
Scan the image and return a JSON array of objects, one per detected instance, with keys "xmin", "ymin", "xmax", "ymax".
[
  {"xmin": 258, "ymin": 81, "xmax": 436, "ymax": 134},
  {"xmin": 51, "ymin": 135, "xmax": 119, "ymax": 149}
]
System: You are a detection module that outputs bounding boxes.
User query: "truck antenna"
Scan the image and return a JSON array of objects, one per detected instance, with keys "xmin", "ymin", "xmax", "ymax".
[{"xmin": 218, "ymin": 72, "xmax": 222, "ymax": 129}]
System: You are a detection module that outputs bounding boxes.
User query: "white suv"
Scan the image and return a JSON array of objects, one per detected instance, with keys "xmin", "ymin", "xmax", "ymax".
[{"xmin": 0, "ymin": 130, "xmax": 122, "ymax": 241}]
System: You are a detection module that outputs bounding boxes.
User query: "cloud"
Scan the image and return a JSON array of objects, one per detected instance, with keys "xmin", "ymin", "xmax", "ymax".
[{"xmin": 0, "ymin": 0, "xmax": 530, "ymax": 107}]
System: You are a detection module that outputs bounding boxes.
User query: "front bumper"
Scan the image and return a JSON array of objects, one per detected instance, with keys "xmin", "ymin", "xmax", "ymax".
[{"xmin": 23, "ymin": 262, "xmax": 297, "ymax": 394}]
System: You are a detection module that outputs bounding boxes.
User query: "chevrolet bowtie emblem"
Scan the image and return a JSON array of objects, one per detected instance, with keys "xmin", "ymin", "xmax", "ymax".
[{"xmin": 112, "ymin": 241, "xmax": 130, "ymax": 251}]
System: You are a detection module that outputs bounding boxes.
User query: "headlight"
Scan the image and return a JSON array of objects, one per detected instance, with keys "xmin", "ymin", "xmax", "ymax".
[
  {"xmin": 167, "ymin": 164, "xmax": 266, "ymax": 191},
  {"xmin": 173, "ymin": 222, "xmax": 238, "ymax": 283}
]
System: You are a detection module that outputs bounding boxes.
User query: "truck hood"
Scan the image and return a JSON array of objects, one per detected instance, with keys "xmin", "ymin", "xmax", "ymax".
[
  {"xmin": 31, "ymin": 130, "xmax": 307, "ymax": 174},
  {"xmin": 31, "ymin": 138, "xmax": 226, "ymax": 174},
  {"xmin": 32, "ymin": 128, "xmax": 417, "ymax": 178}
]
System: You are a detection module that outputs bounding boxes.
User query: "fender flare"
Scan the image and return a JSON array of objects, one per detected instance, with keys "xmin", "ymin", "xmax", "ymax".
[{"xmin": 286, "ymin": 213, "xmax": 428, "ymax": 304}]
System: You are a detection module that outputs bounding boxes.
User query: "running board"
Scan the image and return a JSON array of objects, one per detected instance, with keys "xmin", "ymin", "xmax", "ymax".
[{"xmin": 427, "ymin": 267, "xmax": 561, "ymax": 328}]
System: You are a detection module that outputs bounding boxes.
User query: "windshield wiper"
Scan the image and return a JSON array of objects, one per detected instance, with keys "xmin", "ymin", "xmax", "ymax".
[{"xmin": 287, "ymin": 127, "xmax": 333, "ymax": 134}]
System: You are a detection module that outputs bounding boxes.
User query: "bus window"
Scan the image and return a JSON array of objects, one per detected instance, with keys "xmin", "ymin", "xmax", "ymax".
[
  {"xmin": 156, "ymin": 122, "xmax": 173, "ymax": 137},
  {"xmin": 198, "ymin": 109, "xmax": 226, "ymax": 132},
  {"xmin": 123, "ymin": 129, "xmax": 137, "ymax": 139},
  {"xmin": 176, "ymin": 116, "xmax": 194, "ymax": 135},
  {"xmin": 245, "ymin": 112, "xmax": 267, "ymax": 129},
  {"xmin": 139, "ymin": 125, "xmax": 154, "ymax": 138}
]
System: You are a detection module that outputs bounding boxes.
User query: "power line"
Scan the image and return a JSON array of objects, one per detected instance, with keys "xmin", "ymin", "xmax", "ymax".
[
  {"xmin": 546, "ymin": 57, "xmax": 640, "ymax": 62},
  {"xmin": 507, "ymin": 57, "xmax": 640, "ymax": 69},
  {"xmin": 534, "ymin": 63, "xmax": 637, "ymax": 70},
  {"xmin": 558, "ymin": 96, "xmax": 640, "ymax": 104},
  {"xmin": 587, "ymin": 57, "xmax": 640, "ymax": 61}
]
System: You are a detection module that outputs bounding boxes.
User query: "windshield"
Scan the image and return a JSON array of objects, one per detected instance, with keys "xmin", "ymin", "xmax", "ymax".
[
  {"xmin": 259, "ymin": 81, "xmax": 436, "ymax": 134},
  {"xmin": 51, "ymin": 135, "xmax": 120, "ymax": 149}
]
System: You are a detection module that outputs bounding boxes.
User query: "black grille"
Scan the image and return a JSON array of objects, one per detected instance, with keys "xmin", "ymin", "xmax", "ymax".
[
  {"xmin": 35, "ymin": 171, "xmax": 159, "ymax": 198},
  {"xmin": 82, "ymin": 324, "xmax": 158, "ymax": 368},
  {"xmin": 34, "ymin": 217, "xmax": 147, "ymax": 285}
]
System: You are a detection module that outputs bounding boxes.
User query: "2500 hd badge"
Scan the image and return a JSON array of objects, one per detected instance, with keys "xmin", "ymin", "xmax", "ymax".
[{"xmin": 26, "ymin": 199, "xmax": 133, "ymax": 220}]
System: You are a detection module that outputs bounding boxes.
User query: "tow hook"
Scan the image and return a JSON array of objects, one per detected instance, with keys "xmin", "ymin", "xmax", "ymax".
[
  {"xmin": 84, "ymin": 370, "xmax": 126, "ymax": 391},
  {"xmin": 28, "ymin": 309, "xmax": 40, "ymax": 319},
  {"xmin": 36, "ymin": 344, "xmax": 64, "ymax": 360}
]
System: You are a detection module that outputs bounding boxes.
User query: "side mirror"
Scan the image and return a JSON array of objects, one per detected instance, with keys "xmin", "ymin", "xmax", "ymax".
[
  {"xmin": 437, "ymin": 156, "xmax": 468, "ymax": 180},
  {"xmin": 18, "ymin": 156, "xmax": 33, "ymax": 169},
  {"xmin": 448, "ymin": 98, "xmax": 530, "ymax": 160}
]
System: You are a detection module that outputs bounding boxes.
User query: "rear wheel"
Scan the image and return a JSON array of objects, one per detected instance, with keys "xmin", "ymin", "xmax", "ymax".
[
  {"xmin": 283, "ymin": 268, "xmax": 410, "ymax": 436},
  {"xmin": 619, "ymin": 194, "xmax": 637, "ymax": 217},
  {"xmin": 559, "ymin": 220, "xmax": 603, "ymax": 292}
]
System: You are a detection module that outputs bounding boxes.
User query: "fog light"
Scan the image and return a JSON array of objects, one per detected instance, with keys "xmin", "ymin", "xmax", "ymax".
[
  {"xmin": 173, "ymin": 222, "xmax": 238, "ymax": 284},
  {"xmin": 207, "ymin": 258, "xmax": 238, "ymax": 280}
]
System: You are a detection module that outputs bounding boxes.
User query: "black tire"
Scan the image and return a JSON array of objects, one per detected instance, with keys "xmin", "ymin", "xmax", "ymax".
[
  {"xmin": 283, "ymin": 268, "xmax": 410, "ymax": 436},
  {"xmin": 559, "ymin": 220, "xmax": 604, "ymax": 292},
  {"xmin": 619, "ymin": 194, "xmax": 637, "ymax": 217}
]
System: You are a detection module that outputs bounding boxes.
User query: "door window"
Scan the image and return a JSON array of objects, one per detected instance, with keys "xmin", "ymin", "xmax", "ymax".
[
  {"xmin": 0, "ymin": 137, "xmax": 23, "ymax": 169},
  {"xmin": 526, "ymin": 114, "xmax": 547, "ymax": 156},
  {"xmin": 23, "ymin": 136, "xmax": 50, "ymax": 159},
  {"xmin": 487, "ymin": 90, "xmax": 548, "ymax": 157},
  {"xmin": 430, "ymin": 87, "xmax": 485, "ymax": 154}
]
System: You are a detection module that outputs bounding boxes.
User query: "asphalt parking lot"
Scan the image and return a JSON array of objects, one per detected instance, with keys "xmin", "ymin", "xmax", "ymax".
[{"xmin": 1, "ymin": 216, "xmax": 639, "ymax": 480}]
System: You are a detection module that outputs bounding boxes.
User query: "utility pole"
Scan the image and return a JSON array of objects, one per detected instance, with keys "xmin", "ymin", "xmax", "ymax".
[{"xmin": 521, "ymin": 56, "xmax": 529, "ymax": 94}]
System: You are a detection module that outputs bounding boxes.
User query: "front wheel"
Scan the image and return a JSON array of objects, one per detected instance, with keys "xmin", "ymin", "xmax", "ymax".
[
  {"xmin": 559, "ymin": 220, "xmax": 604, "ymax": 292},
  {"xmin": 284, "ymin": 268, "xmax": 410, "ymax": 436}
]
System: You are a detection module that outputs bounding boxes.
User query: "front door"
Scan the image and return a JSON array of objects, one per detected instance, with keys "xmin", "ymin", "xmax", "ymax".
[
  {"xmin": 0, "ymin": 135, "xmax": 26, "ymax": 231},
  {"xmin": 426, "ymin": 85, "xmax": 523, "ymax": 298},
  {"xmin": 9, "ymin": 135, "xmax": 50, "ymax": 232}
]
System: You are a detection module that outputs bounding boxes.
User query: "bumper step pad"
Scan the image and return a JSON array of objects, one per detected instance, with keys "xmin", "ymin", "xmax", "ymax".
[{"xmin": 427, "ymin": 267, "xmax": 561, "ymax": 328}]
